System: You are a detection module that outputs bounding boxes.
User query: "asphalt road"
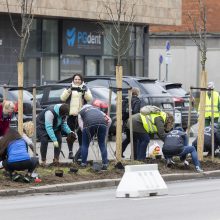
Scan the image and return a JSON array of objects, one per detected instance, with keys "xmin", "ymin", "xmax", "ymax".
[{"xmin": 0, "ymin": 178, "xmax": 220, "ymax": 220}]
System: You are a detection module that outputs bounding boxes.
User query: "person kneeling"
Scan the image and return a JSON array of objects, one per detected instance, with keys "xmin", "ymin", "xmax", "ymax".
[
  {"xmin": 0, "ymin": 128, "xmax": 39, "ymax": 181},
  {"xmin": 162, "ymin": 127, "xmax": 203, "ymax": 173}
]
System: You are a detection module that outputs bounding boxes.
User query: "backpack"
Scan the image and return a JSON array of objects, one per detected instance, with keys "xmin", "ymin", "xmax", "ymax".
[{"xmin": 140, "ymin": 105, "xmax": 161, "ymax": 115}]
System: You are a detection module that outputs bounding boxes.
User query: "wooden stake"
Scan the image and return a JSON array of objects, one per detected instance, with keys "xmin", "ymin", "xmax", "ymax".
[
  {"xmin": 17, "ymin": 62, "xmax": 23, "ymax": 135},
  {"xmin": 115, "ymin": 65, "xmax": 123, "ymax": 162},
  {"xmin": 128, "ymin": 89, "xmax": 134, "ymax": 160},
  {"xmin": 211, "ymin": 89, "xmax": 214, "ymax": 161},
  {"xmin": 32, "ymin": 84, "xmax": 37, "ymax": 157},
  {"xmin": 197, "ymin": 70, "xmax": 207, "ymax": 160}
]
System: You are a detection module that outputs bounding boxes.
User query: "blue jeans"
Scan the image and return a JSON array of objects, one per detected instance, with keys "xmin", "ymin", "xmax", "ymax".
[
  {"xmin": 81, "ymin": 124, "xmax": 108, "ymax": 165},
  {"xmin": 165, "ymin": 145, "xmax": 200, "ymax": 167},
  {"xmin": 133, "ymin": 132, "xmax": 150, "ymax": 160}
]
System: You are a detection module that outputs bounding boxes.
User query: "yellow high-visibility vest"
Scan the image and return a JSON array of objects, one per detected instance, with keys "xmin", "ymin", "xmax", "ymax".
[
  {"xmin": 205, "ymin": 91, "xmax": 220, "ymax": 118},
  {"xmin": 140, "ymin": 112, "xmax": 167, "ymax": 133}
]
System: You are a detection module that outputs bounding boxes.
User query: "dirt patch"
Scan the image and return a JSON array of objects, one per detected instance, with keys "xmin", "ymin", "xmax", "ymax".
[{"xmin": 1, "ymin": 157, "xmax": 220, "ymax": 190}]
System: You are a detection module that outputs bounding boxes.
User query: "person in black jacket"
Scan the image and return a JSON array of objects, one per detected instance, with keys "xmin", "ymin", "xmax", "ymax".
[
  {"xmin": 121, "ymin": 87, "xmax": 141, "ymax": 159},
  {"xmin": 192, "ymin": 124, "xmax": 220, "ymax": 155},
  {"xmin": 163, "ymin": 127, "xmax": 203, "ymax": 172}
]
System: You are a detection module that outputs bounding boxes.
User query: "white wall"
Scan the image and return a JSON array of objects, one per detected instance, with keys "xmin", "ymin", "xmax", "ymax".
[{"xmin": 149, "ymin": 45, "xmax": 199, "ymax": 91}]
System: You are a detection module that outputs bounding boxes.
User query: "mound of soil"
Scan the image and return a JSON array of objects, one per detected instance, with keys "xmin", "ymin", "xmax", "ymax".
[{"xmin": 1, "ymin": 157, "xmax": 220, "ymax": 190}]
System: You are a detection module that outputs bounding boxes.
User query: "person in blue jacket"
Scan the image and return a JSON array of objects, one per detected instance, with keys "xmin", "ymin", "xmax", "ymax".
[
  {"xmin": 0, "ymin": 128, "xmax": 39, "ymax": 179},
  {"xmin": 36, "ymin": 104, "xmax": 75, "ymax": 165},
  {"xmin": 162, "ymin": 127, "xmax": 203, "ymax": 172}
]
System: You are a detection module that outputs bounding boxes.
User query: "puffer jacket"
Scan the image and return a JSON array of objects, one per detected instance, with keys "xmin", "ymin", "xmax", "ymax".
[{"xmin": 60, "ymin": 82, "xmax": 93, "ymax": 116}]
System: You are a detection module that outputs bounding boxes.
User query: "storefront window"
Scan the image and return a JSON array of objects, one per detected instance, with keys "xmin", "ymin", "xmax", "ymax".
[
  {"xmin": 42, "ymin": 20, "xmax": 58, "ymax": 54},
  {"xmin": 26, "ymin": 19, "xmax": 41, "ymax": 55},
  {"xmin": 42, "ymin": 56, "xmax": 59, "ymax": 83},
  {"xmin": 60, "ymin": 55, "xmax": 83, "ymax": 80}
]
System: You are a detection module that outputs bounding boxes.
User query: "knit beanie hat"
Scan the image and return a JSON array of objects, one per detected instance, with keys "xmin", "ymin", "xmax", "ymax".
[{"xmin": 59, "ymin": 104, "xmax": 70, "ymax": 116}]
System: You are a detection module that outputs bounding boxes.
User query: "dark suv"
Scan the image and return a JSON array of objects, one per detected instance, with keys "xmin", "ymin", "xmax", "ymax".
[{"xmin": 158, "ymin": 81, "xmax": 198, "ymax": 129}]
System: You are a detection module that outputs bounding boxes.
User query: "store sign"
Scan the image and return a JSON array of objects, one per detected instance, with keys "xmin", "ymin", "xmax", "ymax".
[{"xmin": 63, "ymin": 21, "xmax": 103, "ymax": 55}]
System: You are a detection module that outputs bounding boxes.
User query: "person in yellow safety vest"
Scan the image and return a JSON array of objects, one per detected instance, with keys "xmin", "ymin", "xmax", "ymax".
[
  {"xmin": 204, "ymin": 82, "xmax": 220, "ymax": 126},
  {"xmin": 126, "ymin": 111, "xmax": 174, "ymax": 160}
]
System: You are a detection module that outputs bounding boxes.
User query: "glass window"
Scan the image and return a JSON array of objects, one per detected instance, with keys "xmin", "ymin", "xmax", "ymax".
[
  {"xmin": 42, "ymin": 20, "xmax": 58, "ymax": 54},
  {"xmin": 136, "ymin": 27, "xmax": 144, "ymax": 57},
  {"xmin": 26, "ymin": 19, "xmax": 41, "ymax": 54},
  {"xmin": 135, "ymin": 59, "xmax": 143, "ymax": 76},
  {"xmin": 60, "ymin": 55, "xmax": 83, "ymax": 80},
  {"xmin": 42, "ymin": 56, "xmax": 59, "ymax": 83},
  {"xmin": 103, "ymin": 58, "xmax": 115, "ymax": 75}
]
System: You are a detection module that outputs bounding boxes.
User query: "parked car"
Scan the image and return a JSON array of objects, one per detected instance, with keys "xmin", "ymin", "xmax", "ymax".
[
  {"xmin": 0, "ymin": 86, "xmax": 42, "ymax": 128},
  {"xmin": 158, "ymin": 81, "xmax": 198, "ymax": 129},
  {"xmin": 60, "ymin": 76, "xmax": 180, "ymax": 123},
  {"xmin": 35, "ymin": 84, "xmax": 117, "ymax": 135}
]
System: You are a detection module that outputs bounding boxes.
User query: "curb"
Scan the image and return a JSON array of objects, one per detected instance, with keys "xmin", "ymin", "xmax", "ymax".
[{"xmin": 1, "ymin": 170, "xmax": 220, "ymax": 197}]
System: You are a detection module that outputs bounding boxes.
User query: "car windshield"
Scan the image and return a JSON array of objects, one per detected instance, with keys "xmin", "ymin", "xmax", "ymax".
[
  {"xmin": 140, "ymin": 82, "xmax": 167, "ymax": 94},
  {"xmin": 8, "ymin": 90, "xmax": 33, "ymax": 102},
  {"xmin": 91, "ymin": 87, "xmax": 117, "ymax": 101},
  {"xmin": 49, "ymin": 88, "xmax": 65, "ymax": 100},
  {"xmin": 166, "ymin": 87, "xmax": 187, "ymax": 97}
]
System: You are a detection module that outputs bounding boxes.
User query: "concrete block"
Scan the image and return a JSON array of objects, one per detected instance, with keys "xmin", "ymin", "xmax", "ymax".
[{"xmin": 116, "ymin": 164, "xmax": 168, "ymax": 198}]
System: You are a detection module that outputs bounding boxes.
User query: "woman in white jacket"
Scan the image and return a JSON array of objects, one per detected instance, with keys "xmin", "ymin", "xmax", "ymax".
[{"xmin": 60, "ymin": 73, "xmax": 93, "ymax": 159}]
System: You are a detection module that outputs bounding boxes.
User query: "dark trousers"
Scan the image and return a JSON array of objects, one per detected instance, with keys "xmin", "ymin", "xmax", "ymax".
[
  {"xmin": 3, "ymin": 157, "xmax": 39, "ymax": 173},
  {"xmin": 38, "ymin": 130, "xmax": 62, "ymax": 161},
  {"xmin": 122, "ymin": 128, "xmax": 138, "ymax": 159},
  {"xmin": 81, "ymin": 124, "xmax": 108, "ymax": 165},
  {"xmin": 133, "ymin": 132, "xmax": 150, "ymax": 160},
  {"xmin": 205, "ymin": 117, "xmax": 219, "ymax": 126},
  {"xmin": 67, "ymin": 115, "xmax": 82, "ymax": 152}
]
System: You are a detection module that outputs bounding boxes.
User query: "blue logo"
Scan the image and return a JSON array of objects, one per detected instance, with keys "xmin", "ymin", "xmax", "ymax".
[{"xmin": 66, "ymin": 28, "xmax": 76, "ymax": 46}]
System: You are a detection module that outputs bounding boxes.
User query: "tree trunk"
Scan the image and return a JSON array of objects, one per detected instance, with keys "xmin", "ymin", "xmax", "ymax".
[
  {"xmin": 197, "ymin": 70, "xmax": 207, "ymax": 160},
  {"xmin": 115, "ymin": 65, "xmax": 123, "ymax": 162},
  {"xmin": 17, "ymin": 62, "xmax": 23, "ymax": 135}
]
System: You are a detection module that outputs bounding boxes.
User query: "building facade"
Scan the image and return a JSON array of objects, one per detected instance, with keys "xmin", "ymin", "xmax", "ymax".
[
  {"xmin": 149, "ymin": 0, "xmax": 220, "ymax": 91},
  {"xmin": 0, "ymin": 0, "xmax": 181, "ymax": 85}
]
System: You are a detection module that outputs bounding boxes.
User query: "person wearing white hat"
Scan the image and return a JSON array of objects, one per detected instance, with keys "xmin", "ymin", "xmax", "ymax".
[{"xmin": 201, "ymin": 82, "xmax": 220, "ymax": 126}]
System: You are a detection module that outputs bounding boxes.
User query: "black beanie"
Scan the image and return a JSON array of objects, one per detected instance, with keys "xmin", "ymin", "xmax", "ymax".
[{"xmin": 59, "ymin": 104, "xmax": 70, "ymax": 116}]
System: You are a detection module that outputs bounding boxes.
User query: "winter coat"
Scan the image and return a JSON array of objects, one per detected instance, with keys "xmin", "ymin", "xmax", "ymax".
[
  {"xmin": 192, "ymin": 125, "xmax": 220, "ymax": 152},
  {"xmin": 163, "ymin": 130, "xmax": 187, "ymax": 156},
  {"xmin": 127, "ymin": 113, "xmax": 167, "ymax": 141},
  {"xmin": 36, "ymin": 104, "xmax": 71, "ymax": 142},
  {"xmin": 7, "ymin": 139, "xmax": 30, "ymax": 163},
  {"xmin": 60, "ymin": 82, "xmax": 93, "ymax": 116},
  {"xmin": 0, "ymin": 104, "xmax": 12, "ymax": 136}
]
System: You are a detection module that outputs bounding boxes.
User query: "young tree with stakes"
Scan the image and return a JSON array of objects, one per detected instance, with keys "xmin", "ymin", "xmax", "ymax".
[
  {"xmin": 6, "ymin": 0, "xmax": 34, "ymax": 134},
  {"xmin": 99, "ymin": 0, "xmax": 136, "ymax": 162}
]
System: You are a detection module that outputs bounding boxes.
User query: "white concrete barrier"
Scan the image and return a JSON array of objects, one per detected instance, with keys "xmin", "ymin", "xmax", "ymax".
[{"xmin": 116, "ymin": 164, "xmax": 168, "ymax": 198}]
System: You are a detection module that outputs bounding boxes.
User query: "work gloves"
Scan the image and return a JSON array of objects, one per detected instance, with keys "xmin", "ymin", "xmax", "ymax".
[{"xmin": 53, "ymin": 141, "xmax": 59, "ymax": 148}]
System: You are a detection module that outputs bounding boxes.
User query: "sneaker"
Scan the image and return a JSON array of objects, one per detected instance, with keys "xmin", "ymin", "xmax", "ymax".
[
  {"xmin": 23, "ymin": 175, "xmax": 31, "ymax": 183},
  {"xmin": 12, "ymin": 173, "xmax": 21, "ymax": 182},
  {"xmin": 184, "ymin": 160, "xmax": 189, "ymax": 166},
  {"xmin": 166, "ymin": 158, "xmax": 175, "ymax": 168},
  {"xmin": 80, "ymin": 163, "xmax": 87, "ymax": 168},
  {"xmin": 101, "ymin": 164, "xmax": 108, "ymax": 171},
  {"xmin": 196, "ymin": 166, "xmax": 203, "ymax": 173},
  {"xmin": 68, "ymin": 151, "xmax": 74, "ymax": 159}
]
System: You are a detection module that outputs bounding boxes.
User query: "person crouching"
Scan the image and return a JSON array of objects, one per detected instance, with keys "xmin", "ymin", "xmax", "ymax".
[{"xmin": 0, "ymin": 128, "xmax": 39, "ymax": 179}]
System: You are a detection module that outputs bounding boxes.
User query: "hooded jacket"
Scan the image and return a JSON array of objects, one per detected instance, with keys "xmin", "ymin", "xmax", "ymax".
[{"xmin": 60, "ymin": 82, "xmax": 93, "ymax": 116}]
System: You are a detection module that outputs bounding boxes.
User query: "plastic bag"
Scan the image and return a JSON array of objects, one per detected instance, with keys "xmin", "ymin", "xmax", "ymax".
[{"xmin": 146, "ymin": 141, "xmax": 162, "ymax": 158}]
